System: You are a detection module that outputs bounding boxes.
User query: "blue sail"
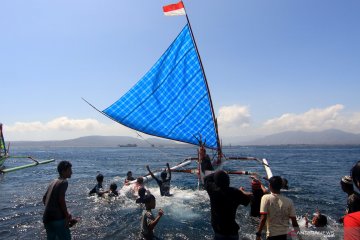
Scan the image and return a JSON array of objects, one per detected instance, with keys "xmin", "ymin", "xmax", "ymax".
[{"xmin": 103, "ymin": 24, "xmax": 218, "ymax": 149}]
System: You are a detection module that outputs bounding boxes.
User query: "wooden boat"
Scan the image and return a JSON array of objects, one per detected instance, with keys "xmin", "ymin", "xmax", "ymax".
[{"xmin": 84, "ymin": 1, "xmax": 272, "ymax": 186}]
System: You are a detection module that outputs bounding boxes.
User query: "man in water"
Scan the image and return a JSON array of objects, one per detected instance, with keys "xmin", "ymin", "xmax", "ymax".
[
  {"xmin": 132, "ymin": 177, "xmax": 145, "ymax": 197},
  {"xmin": 89, "ymin": 173, "xmax": 108, "ymax": 196},
  {"xmin": 200, "ymin": 154, "xmax": 214, "ymax": 175},
  {"xmin": 305, "ymin": 210, "xmax": 327, "ymax": 228},
  {"xmin": 204, "ymin": 170, "xmax": 251, "ymax": 239},
  {"xmin": 43, "ymin": 161, "xmax": 78, "ymax": 240},
  {"xmin": 146, "ymin": 163, "xmax": 172, "ymax": 196},
  {"xmin": 124, "ymin": 171, "xmax": 135, "ymax": 185},
  {"xmin": 108, "ymin": 182, "xmax": 119, "ymax": 197},
  {"xmin": 281, "ymin": 178, "xmax": 289, "ymax": 190},
  {"xmin": 344, "ymin": 161, "xmax": 360, "ymax": 240},
  {"xmin": 256, "ymin": 176, "xmax": 300, "ymax": 240},
  {"xmin": 198, "ymin": 144, "xmax": 214, "ymax": 171},
  {"xmin": 136, "ymin": 187, "xmax": 147, "ymax": 204},
  {"xmin": 250, "ymin": 177, "xmax": 268, "ymax": 217},
  {"xmin": 140, "ymin": 194, "xmax": 164, "ymax": 240}
]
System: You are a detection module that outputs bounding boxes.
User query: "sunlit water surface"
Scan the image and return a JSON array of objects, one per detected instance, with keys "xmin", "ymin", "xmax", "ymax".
[{"xmin": 1, "ymin": 145, "xmax": 360, "ymax": 239}]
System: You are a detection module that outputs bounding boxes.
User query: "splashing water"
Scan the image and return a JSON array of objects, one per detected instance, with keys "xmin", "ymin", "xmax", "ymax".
[{"xmin": 1, "ymin": 146, "xmax": 359, "ymax": 239}]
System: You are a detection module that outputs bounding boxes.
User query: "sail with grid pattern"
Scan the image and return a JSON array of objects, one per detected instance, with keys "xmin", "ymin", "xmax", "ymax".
[{"xmin": 102, "ymin": 24, "xmax": 218, "ymax": 149}]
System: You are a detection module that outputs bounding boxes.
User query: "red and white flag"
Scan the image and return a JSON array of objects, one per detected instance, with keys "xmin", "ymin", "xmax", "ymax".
[{"xmin": 163, "ymin": 1, "xmax": 186, "ymax": 16}]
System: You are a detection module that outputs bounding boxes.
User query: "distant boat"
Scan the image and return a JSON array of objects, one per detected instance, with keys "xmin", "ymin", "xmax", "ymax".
[{"xmin": 118, "ymin": 144, "xmax": 137, "ymax": 147}]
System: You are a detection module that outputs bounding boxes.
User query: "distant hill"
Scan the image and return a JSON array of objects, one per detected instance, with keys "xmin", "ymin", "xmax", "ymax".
[
  {"xmin": 10, "ymin": 136, "xmax": 183, "ymax": 148},
  {"xmin": 8, "ymin": 129, "xmax": 360, "ymax": 147},
  {"xmin": 246, "ymin": 129, "xmax": 360, "ymax": 145}
]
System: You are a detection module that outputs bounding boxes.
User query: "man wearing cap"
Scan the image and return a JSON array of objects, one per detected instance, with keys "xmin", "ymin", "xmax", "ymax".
[{"xmin": 204, "ymin": 170, "xmax": 251, "ymax": 240}]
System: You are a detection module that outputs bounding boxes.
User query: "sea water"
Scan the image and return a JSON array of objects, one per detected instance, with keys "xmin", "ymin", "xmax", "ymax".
[{"xmin": 0, "ymin": 145, "xmax": 359, "ymax": 240}]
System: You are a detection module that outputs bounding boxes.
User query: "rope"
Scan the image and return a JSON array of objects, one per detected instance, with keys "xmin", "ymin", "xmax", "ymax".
[{"xmin": 134, "ymin": 131, "xmax": 193, "ymax": 160}]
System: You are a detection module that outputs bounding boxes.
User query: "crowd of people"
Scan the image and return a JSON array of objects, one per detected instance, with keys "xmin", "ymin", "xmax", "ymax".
[{"xmin": 42, "ymin": 155, "xmax": 360, "ymax": 240}]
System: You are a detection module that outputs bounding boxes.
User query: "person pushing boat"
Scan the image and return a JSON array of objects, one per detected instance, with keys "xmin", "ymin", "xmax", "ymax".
[
  {"xmin": 124, "ymin": 171, "xmax": 136, "ymax": 185},
  {"xmin": 146, "ymin": 163, "xmax": 172, "ymax": 196},
  {"xmin": 204, "ymin": 170, "xmax": 251, "ymax": 239},
  {"xmin": 89, "ymin": 173, "xmax": 109, "ymax": 197},
  {"xmin": 199, "ymin": 144, "xmax": 214, "ymax": 175},
  {"xmin": 250, "ymin": 177, "xmax": 268, "ymax": 218}
]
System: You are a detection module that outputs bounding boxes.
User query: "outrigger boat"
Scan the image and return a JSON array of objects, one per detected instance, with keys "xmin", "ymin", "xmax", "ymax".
[
  {"xmin": 84, "ymin": 1, "xmax": 272, "ymax": 187},
  {"xmin": 0, "ymin": 123, "xmax": 55, "ymax": 174}
]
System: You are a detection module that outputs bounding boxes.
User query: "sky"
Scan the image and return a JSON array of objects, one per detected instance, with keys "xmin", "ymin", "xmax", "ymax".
[{"xmin": 1, "ymin": 0, "xmax": 360, "ymax": 142}]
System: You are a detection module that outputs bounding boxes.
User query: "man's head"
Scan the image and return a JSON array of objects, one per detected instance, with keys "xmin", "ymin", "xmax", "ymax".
[
  {"xmin": 351, "ymin": 161, "xmax": 360, "ymax": 191},
  {"xmin": 199, "ymin": 146, "xmax": 206, "ymax": 160},
  {"xmin": 269, "ymin": 176, "xmax": 283, "ymax": 193},
  {"xmin": 214, "ymin": 170, "xmax": 230, "ymax": 189},
  {"xmin": 127, "ymin": 171, "xmax": 132, "ymax": 178},
  {"xmin": 281, "ymin": 178, "xmax": 289, "ymax": 190},
  {"xmin": 144, "ymin": 194, "xmax": 156, "ymax": 209},
  {"xmin": 96, "ymin": 173, "xmax": 104, "ymax": 183},
  {"xmin": 340, "ymin": 175, "xmax": 353, "ymax": 194},
  {"xmin": 160, "ymin": 171, "xmax": 167, "ymax": 180},
  {"xmin": 110, "ymin": 182, "xmax": 117, "ymax": 191},
  {"xmin": 251, "ymin": 179, "xmax": 261, "ymax": 191},
  {"xmin": 199, "ymin": 146, "xmax": 206, "ymax": 155},
  {"xmin": 137, "ymin": 177, "xmax": 144, "ymax": 185},
  {"xmin": 57, "ymin": 161, "xmax": 72, "ymax": 178},
  {"xmin": 312, "ymin": 213, "xmax": 327, "ymax": 227},
  {"xmin": 138, "ymin": 187, "xmax": 146, "ymax": 198}
]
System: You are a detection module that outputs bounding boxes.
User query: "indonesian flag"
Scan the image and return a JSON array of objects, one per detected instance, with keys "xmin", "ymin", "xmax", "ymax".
[{"xmin": 163, "ymin": 1, "xmax": 186, "ymax": 16}]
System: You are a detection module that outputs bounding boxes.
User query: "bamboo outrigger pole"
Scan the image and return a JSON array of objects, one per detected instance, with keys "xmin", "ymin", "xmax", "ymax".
[
  {"xmin": 0, "ymin": 123, "xmax": 55, "ymax": 174},
  {"xmin": 1, "ymin": 159, "xmax": 55, "ymax": 174}
]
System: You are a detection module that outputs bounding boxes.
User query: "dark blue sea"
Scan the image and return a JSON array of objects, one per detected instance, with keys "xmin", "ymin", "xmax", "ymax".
[{"xmin": 1, "ymin": 145, "xmax": 360, "ymax": 240}]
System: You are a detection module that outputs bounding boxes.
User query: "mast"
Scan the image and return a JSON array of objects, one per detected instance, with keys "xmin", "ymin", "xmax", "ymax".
[
  {"xmin": 182, "ymin": 2, "xmax": 222, "ymax": 154},
  {"xmin": 0, "ymin": 123, "xmax": 7, "ymax": 156}
]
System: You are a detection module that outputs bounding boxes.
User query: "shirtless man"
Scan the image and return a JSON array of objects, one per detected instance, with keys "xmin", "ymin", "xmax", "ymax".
[{"xmin": 43, "ymin": 161, "xmax": 78, "ymax": 240}]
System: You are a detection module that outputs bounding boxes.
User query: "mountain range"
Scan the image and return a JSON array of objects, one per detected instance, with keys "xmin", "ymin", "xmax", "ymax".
[
  {"xmin": 9, "ymin": 129, "xmax": 360, "ymax": 147},
  {"xmin": 246, "ymin": 129, "xmax": 360, "ymax": 145}
]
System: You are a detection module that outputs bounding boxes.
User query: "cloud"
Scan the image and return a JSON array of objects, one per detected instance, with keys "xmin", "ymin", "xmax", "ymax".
[
  {"xmin": 5, "ymin": 117, "xmax": 133, "ymax": 141},
  {"xmin": 3, "ymin": 104, "xmax": 360, "ymax": 141},
  {"xmin": 217, "ymin": 104, "xmax": 360, "ymax": 139},
  {"xmin": 217, "ymin": 105, "xmax": 251, "ymax": 127},
  {"xmin": 347, "ymin": 112, "xmax": 360, "ymax": 127},
  {"xmin": 46, "ymin": 117, "xmax": 100, "ymax": 131},
  {"xmin": 7, "ymin": 117, "xmax": 101, "ymax": 132},
  {"xmin": 262, "ymin": 104, "xmax": 360, "ymax": 134},
  {"xmin": 217, "ymin": 105, "xmax": 252, "ymax": 136}
]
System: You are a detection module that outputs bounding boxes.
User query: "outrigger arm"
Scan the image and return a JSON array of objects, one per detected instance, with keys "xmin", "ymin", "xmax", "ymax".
[
  {"xmin": 0, "ymin": 123, "xmax": 55, "ymax": 174},
  {"xmin": 1, "ymin": 158, "xmax": 55, "ymax": 174}
]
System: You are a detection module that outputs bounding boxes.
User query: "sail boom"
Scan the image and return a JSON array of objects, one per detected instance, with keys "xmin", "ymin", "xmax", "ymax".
[{"xmin": 101, "ymin": 110, "xmax": 218, "ymax": 150}]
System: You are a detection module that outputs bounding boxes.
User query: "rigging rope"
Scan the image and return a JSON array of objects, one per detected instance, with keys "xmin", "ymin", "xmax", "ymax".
[{"xmin": 134, "ymin": 131, "xmax": 194, "ymax": 160}]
